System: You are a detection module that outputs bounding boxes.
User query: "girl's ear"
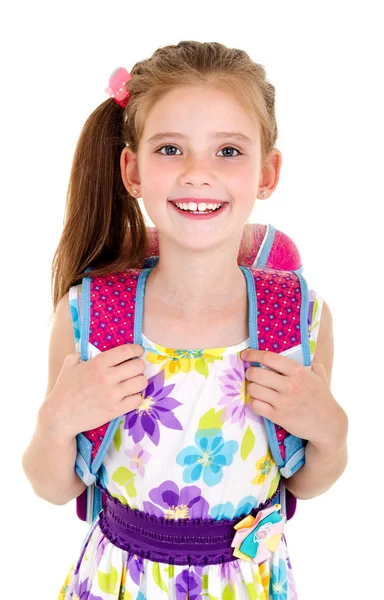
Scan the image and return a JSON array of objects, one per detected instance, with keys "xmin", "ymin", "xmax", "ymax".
[
  {"xmin": 120, "ymin": 146, "xmax": 141, "ymax": 194},
  {"xmin": 258, "ymin": 148, "xmax": 283, "ymax": 198}
]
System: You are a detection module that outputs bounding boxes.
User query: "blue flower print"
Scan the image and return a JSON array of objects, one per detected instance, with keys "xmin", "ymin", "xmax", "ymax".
[
  {"xmin": 210, "ymin": 496, "xmax": 256, "ymax": 520},
  {"xmin": 176, "ymin": 428, "xmax": 238, "ymax": 487},
  {"xmin": 271, "ymin": 558, "xmax": 288, "ymax": 598}
]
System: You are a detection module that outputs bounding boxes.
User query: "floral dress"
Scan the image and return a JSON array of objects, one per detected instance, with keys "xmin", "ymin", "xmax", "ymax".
[{"xmin": 58, "ymin": 289, "xmax": 323, "ymax": 600}]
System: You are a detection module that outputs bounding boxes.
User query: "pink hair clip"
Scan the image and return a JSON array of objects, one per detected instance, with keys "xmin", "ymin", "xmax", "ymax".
[{"xmin": 105, "ymin": 67, "xmax": 132, "ymax": 108}]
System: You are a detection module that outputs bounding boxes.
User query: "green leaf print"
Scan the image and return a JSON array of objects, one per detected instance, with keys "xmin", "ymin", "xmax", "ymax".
[
  {"xmin": 198, "ymin": 408, "xmax": 225, "ymax": 430},
  {"xmin": 164, "ymin": 564, "xmax": 174, "ymax": 579},
  {"xmin": 240, "ymin": 425, "xmax": 255, "ymax": 460},
  {"xmin": 112, "ymin": 467, "xmax": 137, "ymax": 498},
  {"xmin": 309, "ymin": 339, "xmax": 316, "ymax": 356},
  {"xmin": 223, "ymin": 583, "xmax": 236, "ymax": 600},
  {"xmin": 245, "ymin": 583, "xmax": 258, "ymax": 600},
  {"xmin": 267, "ymin": 470, "xmax": 280, "ymax": 499},
  {"xmin": 309, "ymin": 298, "xmax": 320, "ymax": 334},
  {"xmin": 98, "ymin": 565, "xmax": 119, "ymax": 594},
  {"xmin": 195, "ymin": 357, "xmax": 209, "ymax": 377},
  {"xmin": 113, "ymin": 421, "xmax": 122, "ymax": 451},
  {"xmin": 110, "ymin": 492, "xmax": 128, "ymax": 505},
  {"xmin": 202, "ymin": 574, "xmax": 209, "ymax": 590},
  {"xmin": 313, "ymin": 297, "xmax": 319, "ymax": 320},
  {"xmin": 152, "ymin": 562, "xmax": 168, "ymax": 592}
]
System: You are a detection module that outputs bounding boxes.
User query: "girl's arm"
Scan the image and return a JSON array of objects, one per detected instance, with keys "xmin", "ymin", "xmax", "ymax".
[
  {"xmin": 283, "ymin": 301, "xmax": 348, "ymax": 499},
  {"xmin": 244, "ymin": 301, "xmax": 348, "ymax": 501},
  {"xmin": 22, "ymin": 292, "xmax": 87, "ymax": 505}
]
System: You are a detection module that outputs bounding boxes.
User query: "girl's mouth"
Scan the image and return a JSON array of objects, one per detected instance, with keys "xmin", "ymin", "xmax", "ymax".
[{"xmin": 170, "ymin": 201, "xmax": 227, "ymax": 220}]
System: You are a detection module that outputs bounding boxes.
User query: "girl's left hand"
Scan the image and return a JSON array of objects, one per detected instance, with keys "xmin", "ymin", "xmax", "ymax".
[{"xmin": 241, "ymin": 349, "xmax": 346, "ymax": 448}]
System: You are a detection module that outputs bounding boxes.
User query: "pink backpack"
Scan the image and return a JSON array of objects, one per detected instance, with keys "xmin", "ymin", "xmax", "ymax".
[{"xmin": 70, "ymin": 224, "xmax": 310, "ymax": 524}]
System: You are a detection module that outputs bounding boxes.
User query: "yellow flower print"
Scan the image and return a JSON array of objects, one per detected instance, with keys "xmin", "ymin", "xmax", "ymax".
[
  {"xmin": 254, "ymin": 560, "xmax": 270, "ymax": 599},
  {"xmin": 146, "ymin": 345, "xmax": 226, "ymax": 379},
  {"xmin": 252, "ymin": 448, "xmax": 275, "ymax": 485},
  {"xmin": 118, "ymin": 565, "xmax": 133, "ymax": 600},
  {"xmin": 56, "ymin": 565, "xmax": 74, "ymax": 599}
]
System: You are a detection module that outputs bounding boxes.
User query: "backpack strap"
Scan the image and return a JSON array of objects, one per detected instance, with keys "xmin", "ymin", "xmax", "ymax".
[
  {"xmin": 254, "ymin": 224, "xmax": 302, "ymax": 272},
  {"xmin": 72, "ymin": 268, "xmax": 147, "ymax": 523},
  {"xmin": 253, "ymin": 224, "xmax": 277, "ymax": 267},
  {"xmin": 239, "ymin": 265, "xmax": 311, "ymax": 518}
]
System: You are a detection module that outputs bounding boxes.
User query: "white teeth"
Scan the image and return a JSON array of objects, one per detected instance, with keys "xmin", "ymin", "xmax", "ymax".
[{"xmin": 174, "ymin": 201, "xmax": 224, "ymax": 212}]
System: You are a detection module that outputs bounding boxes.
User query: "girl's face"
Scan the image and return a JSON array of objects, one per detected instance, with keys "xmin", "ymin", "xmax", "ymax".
[{"xmin": 122, "ymin": 84, "xmax": 280, "ymax": 254}]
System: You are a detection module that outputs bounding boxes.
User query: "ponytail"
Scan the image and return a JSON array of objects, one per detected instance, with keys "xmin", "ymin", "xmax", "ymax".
[{"xmin": 51, "ymin": 99, "xmax": 148, "ymax": 317}]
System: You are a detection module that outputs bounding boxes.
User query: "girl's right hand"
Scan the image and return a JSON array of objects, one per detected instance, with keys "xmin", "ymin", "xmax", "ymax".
[{"xmin": 44, "ymin": 344, "xmax": 147, "ymax": 439}]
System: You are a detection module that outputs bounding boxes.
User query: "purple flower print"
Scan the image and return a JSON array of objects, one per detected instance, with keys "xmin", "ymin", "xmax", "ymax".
[
  {"xmin": 175, "ymin": 568, "xmax": 202, "ymax": 600},
  {"xmin": 124, "ymin": 370, "xmax": 182, "ymax": 446},
  {"xmin": 73, "ymin": 577, "xmax": 103, "ymax": 600},
  {"xmin": 95, "ymin": 536, "xmax": 109, "ymax": 567},
  {"xmin": 143, "ymin": 480, "xmax": 210, "ymax": 519},
  {"xmin": 220, "ymin": 560, "xmax": 240, "ymax": 582},
  {"xmin": 308, "ymin": 299, "xmax": 314, "ymax": 327},
  {"xmin": 126, "ymin": 553, "xmax": 145, "ymax": 586},
  {"xmin": 124, "ymin": 443, "xmax": 151, "ymax": 476},
  {"xmin": 218, "ymin": 354, "xmax": 263, "ymax": 426}
]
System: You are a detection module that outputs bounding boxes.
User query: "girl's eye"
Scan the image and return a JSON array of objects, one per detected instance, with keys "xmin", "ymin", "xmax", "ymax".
[
  {"xmin": 156, "ymin": 145, "xmax": 242, "ymax": 157},
  {"xmin": 157, "ymin": 145, "xmax": 181, "ymax": 156},
  {"xmin": 218, "ymin": 147, "xmax": 242, "ymax": 157}
]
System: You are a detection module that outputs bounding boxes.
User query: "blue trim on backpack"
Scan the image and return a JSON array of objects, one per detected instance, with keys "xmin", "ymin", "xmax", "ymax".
[
  {"xmin": 240, "ymin": 265, "xmax": 310, "ymax": 476},
  {"xmin": 295, "ymin": 268, "xmax": 311, "ymax": 368},
  {"xmin": 238, "ymin": 266, "xmax": 258, "ymax": 350},
  {"xmin": 135, "ymin": 269, "xmax": 152, "ymax": 343},
  {"xmin": 276, "ymin": 268, "xmax": 311, "ymax": 478},
  {"xmin": 75, "ymin": 270, "xmax": 97, "ymax": 488},
  {"xmin": 75, "ymin": 268, "xmax": 155, "ymax": 522},
  {"xmin": 73, "ymin": 268, "xmax": 118, "ymax": 521},
  {"xmin": 239, "ymin": 265, "xmax": 284, "ymax": 467},
  {"xmin": 91, "ymin": 486, "xmax": 103, "ymax": 521},
  {"xmin": 143, "ymin": 256, "xmax": 159, "ymax": 269},
  {"xmin": 277, "ymin": 267, "xmax": 311, "ymax": 478},
  {"xmin": 255, "ymin": 224, "xmax": 276, "ymax": 267}
]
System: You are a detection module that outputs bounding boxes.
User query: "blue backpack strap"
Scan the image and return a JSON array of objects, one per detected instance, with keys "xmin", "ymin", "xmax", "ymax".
[
  {"xmin": 240, "ymin": 265, "xmax": 310, "ymax": 505},
  {"xmin": 254, "ymin": 224, "xmax": 277, "ymax": 267},
  {"xmin": 72, "ymin": 267, "xmax": 152, "ymax": 523},
  {"xmin": 69, "ymin": 272, "xmax": 103, "ymax": 523},
  {"xmin": 265, "ymin": 267, "xmax": 310, "ymax": 478}
]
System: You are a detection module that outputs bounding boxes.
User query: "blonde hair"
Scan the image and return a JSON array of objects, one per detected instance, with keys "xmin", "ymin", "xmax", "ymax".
[{"xmin": 51, "ymin": 40, "xmax": 278, "ymax": 314}]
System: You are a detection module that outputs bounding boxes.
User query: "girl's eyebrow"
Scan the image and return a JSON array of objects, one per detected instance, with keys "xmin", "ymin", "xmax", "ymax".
[{"xmin": 146, "ymin": 132, "xmax": 253, "ymax": 145}]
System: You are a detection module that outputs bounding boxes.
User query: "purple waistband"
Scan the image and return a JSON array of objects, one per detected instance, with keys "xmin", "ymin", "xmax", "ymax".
[{"xmin": 98, "ymin": 488, "xmax": 279, "ymax": 566}]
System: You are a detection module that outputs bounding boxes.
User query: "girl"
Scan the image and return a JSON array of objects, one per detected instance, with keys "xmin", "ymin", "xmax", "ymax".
[{"xmin": 22, "ymin": 40, "xmax": 348, "ymax": 599}]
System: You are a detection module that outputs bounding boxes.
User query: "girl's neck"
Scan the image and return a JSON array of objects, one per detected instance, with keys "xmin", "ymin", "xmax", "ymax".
[{"xmin": 146, "ymin": 246, "xmax": 245, "ymax": 313}]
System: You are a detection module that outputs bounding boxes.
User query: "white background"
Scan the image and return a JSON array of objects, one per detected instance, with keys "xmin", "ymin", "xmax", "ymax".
[{"xmin": 2, "ymin": 1, "xmax": 383, "ymax": 598}]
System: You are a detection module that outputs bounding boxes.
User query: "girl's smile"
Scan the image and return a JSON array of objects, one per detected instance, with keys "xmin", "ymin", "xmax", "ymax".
[{"xmin": 169, "ymin": 199, "xmax": 228, "ymax": 219}]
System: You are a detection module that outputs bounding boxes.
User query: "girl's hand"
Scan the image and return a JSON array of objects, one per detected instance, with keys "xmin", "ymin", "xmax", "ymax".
[
  {"xmin": 42, "ymin": 344, "xmax": 148, "ymax": 439},
  {"xmin": 241, "ymin": 349, "xmax": 346, "ymax": 448}
]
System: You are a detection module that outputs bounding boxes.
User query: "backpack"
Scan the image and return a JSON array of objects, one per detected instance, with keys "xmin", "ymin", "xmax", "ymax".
[{"xmin": 70, "ymin": 224, "xmax": 311, "ymax": 524}]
